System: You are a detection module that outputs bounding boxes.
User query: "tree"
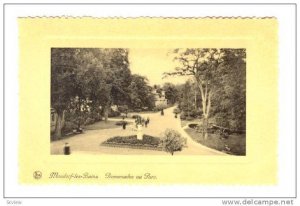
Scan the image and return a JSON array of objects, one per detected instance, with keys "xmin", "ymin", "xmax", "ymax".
[
  {"xmin": 162, "ymin": 82, "xmax": 179, "ymax": 105},
  {"xmin": 51, "ymin": 48, "xmax": 80, "ymax": 139},
  {"xmin": 165, "ymin": 48, "xmax": 246, "ymax": 136},
  {"xmin": 211, "ymin": 49, "xmax": 246, "ymax": 130},
  {"xmin": 94, "ymin": 49, "xmax": 131, "ymax": 120},
  {"xmin": 128, "ymin": 74, "xmax": 155, "ymax": 110},
  {"xmin": 51, "ymin": 48, "xmax": 132, "ymax": 139},
  {"xmin": 178, "ymin": 80, "xmax": 195, "ymax": 117},
  {"xmin": 110, "ymin": 49, "xmax": 132, "ymax": 107}
]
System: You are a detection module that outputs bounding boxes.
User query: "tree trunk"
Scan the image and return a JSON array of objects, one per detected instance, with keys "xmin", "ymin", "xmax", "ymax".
[
  {"xmin": 202, "ymin": 92, "xmax": 212, "ymax": 139},
  {"xmin": 196, "ymin": 78, "xmax": 212, "ymax": 139},
  {"xmin": 77, "ymin": 98, "xmax": 82, "ymax": 129},
  {"xmin": 61, "ymin": 111, "xmax": 65, "ymax": 128},
  {"xmin": 104, "ymin": 105, "xmax": 109, "ymax": 122},
  {"xmin": 54, "ymin": 111, "xmax": 63, "ymax": 140},
  {"xmin": 194, "ymin": 90, "xmax": 197, "ymax": 110},
  {"xmin": 202, "ymin": 116, "xmax": 209, "ymax": 139}
]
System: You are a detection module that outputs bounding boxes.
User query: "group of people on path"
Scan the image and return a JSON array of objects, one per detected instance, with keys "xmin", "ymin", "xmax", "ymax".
[
  {"xmin": 121, "ymin": 108, "xmax": 167, "ymax": 130},
  {"xmin": 134, "ymin": 116, "xmax": 150, "ymax": 128},
  {"xmin": 121, "ymin": 115, "xmax": 151, "ymax": 130}
]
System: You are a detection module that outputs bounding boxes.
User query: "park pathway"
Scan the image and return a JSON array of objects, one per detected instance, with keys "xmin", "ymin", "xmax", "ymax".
[
  {"xmin": 51, "ymin": 106, "xmax": 225, "ymax": 155},
  {"xmin": 140, "ymin": 106, "xmax": 225, "ymax": 155}
]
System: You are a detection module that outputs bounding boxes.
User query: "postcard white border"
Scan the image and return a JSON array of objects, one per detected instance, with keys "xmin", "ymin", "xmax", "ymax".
[{"xmin": 2, "ymin": 2, "xmax": 297, "ymax": 199}]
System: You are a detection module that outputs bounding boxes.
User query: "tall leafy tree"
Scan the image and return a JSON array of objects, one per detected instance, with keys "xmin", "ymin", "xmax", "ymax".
[
  {"xmin": 165, "ymin": 48, "xmax": 246, "ymax": 136},
  {"xmin": 51, "ymin": 48, "xmax": 80, "ymax": 139},
  {"xmin": 128, "ymin": 74, "xmax": 155, "ymax": 110},
  {"xmin": 212, "ymin": 49, "xmax": 246, "ymax": 130},
  {"xmin": 162, "ymin": 82, "xmax": 179, "ymax": 105},
  {"xmin": 51, "ymin": 48, "xmax": 132, "ymax": 138}
]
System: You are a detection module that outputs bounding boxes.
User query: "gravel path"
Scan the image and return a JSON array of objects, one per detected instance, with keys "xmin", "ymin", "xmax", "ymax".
[{"xmin": 51, "ymin": 106, "xmax": 224, "ymax": 155}]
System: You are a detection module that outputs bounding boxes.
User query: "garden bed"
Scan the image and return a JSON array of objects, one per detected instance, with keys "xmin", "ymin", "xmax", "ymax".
[{"xmin": 101, "ymin": 135, "xmax": 163, "ymax": 151}]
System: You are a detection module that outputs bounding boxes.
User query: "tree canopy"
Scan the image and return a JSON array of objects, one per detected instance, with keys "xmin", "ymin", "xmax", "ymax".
[
  {"xmin": 51, "ymin": 48, "xmax": 154, "ymax": 139},
  {"xmin": 165, "ymin": 48, "xmax": 246, "ymax": 131}
]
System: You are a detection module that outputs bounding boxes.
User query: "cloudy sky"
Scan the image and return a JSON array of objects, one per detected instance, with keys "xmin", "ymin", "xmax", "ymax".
[{"xmin": 129, "ymin": 48, "xmax": 190, "ymax": 86}]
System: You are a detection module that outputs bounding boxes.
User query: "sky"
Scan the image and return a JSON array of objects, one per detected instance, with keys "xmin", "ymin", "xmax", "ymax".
[{"xmin": 128, "ymin": 48, "xmax": 190, "ymax": 86}]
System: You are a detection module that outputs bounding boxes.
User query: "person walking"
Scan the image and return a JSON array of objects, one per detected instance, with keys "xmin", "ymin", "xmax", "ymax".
[{"xmin": 122, "ymin": 121, "xmax": 127, "ymax": 130}]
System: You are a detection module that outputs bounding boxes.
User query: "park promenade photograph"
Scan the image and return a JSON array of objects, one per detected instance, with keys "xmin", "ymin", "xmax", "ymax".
[{"xmin": 51, "ymin": 48, "xmax": 246, "ymax": 156}]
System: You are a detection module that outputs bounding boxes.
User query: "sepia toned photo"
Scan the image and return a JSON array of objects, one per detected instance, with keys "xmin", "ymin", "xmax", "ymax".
[
  {"xmin": 17, "ymin": 15, "xmax": 279, "ymax": 186},
  {"xmin": 50, "ymin": 48, "xmax": 246, "ymax": 156},
  {"xmin": 4, "ymin": 1, "xmax": 293, "ymax": 200}
]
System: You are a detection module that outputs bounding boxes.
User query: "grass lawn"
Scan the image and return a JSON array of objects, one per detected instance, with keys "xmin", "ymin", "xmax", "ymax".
[
  {"xmin": 84, "ymin": 120, "xmax": 121, "ymax": 130},
  {"xmin": 185, "ymin": 127, "xmax": 246, "ymax": 155}
]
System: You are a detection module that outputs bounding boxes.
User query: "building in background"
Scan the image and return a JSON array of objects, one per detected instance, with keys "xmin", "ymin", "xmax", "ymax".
[{"xmin": 152, "ymin": 89, "xmax": 168, "ymax": 107}]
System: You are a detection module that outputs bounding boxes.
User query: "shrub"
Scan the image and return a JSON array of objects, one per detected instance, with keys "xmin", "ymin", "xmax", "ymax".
[
  {"xmin": 141, "ymin": 107, "xmax": 149, "ymax": 111},
  {"xmin": 131, "ymin": 114, "xmax": 141, "ymax": 119},
  {"xmin": 185, "ymin": 116, "xmax": 194, "ymax": 121},
  {"xmin": 108, "ymin": 109, "xmax": 121, "ymax": 117},
  {"xmin": 215, "ymin": 113, "xmax": 230, "ymax": 128},
  {"xmin": 153, "ymin": 104, "xmax": 168, "ymax": 112},
  {"xmin": 180, "ymin": 113, "xmax": 186, "ymax": 120},
  {"xmin": 118, "ymin": 105, "xmax": 129, "ymax": 113},
  {"xmin": 152, "ymin": 107, "xmax": 159, "ymax": 112},
  {"xmin": 180, "ymin": 112, "xmax": 195, "ymax": 120},
  {"xmin": 84, "ymin": 117, "xmax": 96, "ymax": 125},
  {"xmin": 161, "ymin": 129, "xmax": 186, "ymax": 155},
  {"xmin": 134, "ymin": 108, "xmax": 142, "ymax": 113},
  {"xmin": 189, "ymin": 109, "xmax": 201, "ymax": 118},
  {"xmin": 115, "ymin": 121, "xmax": 128, "ymax": 126},
  {"xmin": 173, "ymin": 107, "xmax": 181, "ymax": 114},
  {"xmin": 61, "ymin": 121, "xmax": 77, "ymax": 135},
  {"xmin": 188, "ymin": 123, "xmax": 199, "ymax": 129},
  {"xmin": 90, "ymin": 110, "xmax": 102, "ymax": 121}
]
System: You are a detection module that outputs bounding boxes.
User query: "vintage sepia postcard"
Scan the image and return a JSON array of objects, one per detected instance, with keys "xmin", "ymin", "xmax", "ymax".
[{"xmin": 18, "ymin": 17, "xmax": 277, "ymax": 184}]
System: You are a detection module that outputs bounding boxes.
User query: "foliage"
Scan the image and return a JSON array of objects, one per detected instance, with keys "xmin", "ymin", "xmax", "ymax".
[
  {"xmin": 211, "ymin": 49, "xmax": 246, "ymax": 130},
  {"xmin": 60, "ymin": 121, "xmax": 77, "ymax": 136},
  {"xmin": 161, "ymin": 129, "xmax": 186, "ymax": 155},
  {"xmin": 214, "ymin": 113, "xmax": 230, "ymax": 128},
  {"xmin": 51, "ymin": 48, "xmax": 156, "ymax": 139},
  {"xmin": 188, "ymin": 123, "xmax": 199, "ymax": 129},
  {"xmin": 103, "ymin": 135, "xmax": 161, "ymax": 146},
  {"xmin": 177, "ymin": 80, "xmax": 200, "ymax": 116},
  {"xmin": 118, "ymin": 105, "xmax": 129, "ymax": 115},
  {"xmin": 115, "ymin": 121, "xmax": 129, "ymax": 126},
  {"xmin": 131, "ymin": 114, "xmax": 142, "ymax": 119},
  {"xmin": 128, "ymin": 74, "xmax": 155, "ymax": 110},
  {"xmin": 153, "ymin": 103, "xmax": 168, "ymax": 111},
  {"xmin": 108, "ymin": 109, "xmax": 121, "ymax": 117},
  {"xmin": 64, "ymin": 96, "xmax": 91, "ymax": 130},
  {"xmin": 189, "ymin": 109, "xmax": 202, "ymax": 118},
  {"xmin": 173, "ymin": 107, "xmax": 181, "ymax": 114},
  {"xmin": 162, "ymin": 82, "xmax": 179, "ymax": 104},
  {"xmin": 165, "ymin": 48, "xmax": 246, "ymax": 131}
]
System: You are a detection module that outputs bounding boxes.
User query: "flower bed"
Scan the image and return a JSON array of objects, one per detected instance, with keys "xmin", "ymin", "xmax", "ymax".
[{"xmin": 101, "ymin": 135, "xmax": 162, "ymax": 150}]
